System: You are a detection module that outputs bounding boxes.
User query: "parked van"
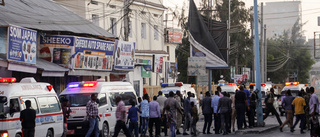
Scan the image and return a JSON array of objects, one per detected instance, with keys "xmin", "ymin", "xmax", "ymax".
[
  {"xmin": 0, "ymin": 77, "xmax": 63, "ymax": 137},
  {"xmin": 59, "ymin": 80, "xmax": 137, "ymax": 137}
]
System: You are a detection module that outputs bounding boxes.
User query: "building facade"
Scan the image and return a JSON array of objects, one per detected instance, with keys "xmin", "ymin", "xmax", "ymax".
[
  {"xmin": 56, "ymin": 0, "xmax": 180, "ymax": 97},
  {"xmin": 263, "ymin": 1, "xmax": 302, "ymax": 38}
]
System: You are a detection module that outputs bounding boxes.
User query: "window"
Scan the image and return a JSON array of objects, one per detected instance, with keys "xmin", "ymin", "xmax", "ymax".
[
  {"xmin": 141, "ymin": 23, "xmax": 146, "ymax": 39},
  {"xmin": 109, "ymin": 92, "xmax": 120, "ymax": 107},
  {"xmin": 9, "ymin": 99, "xmax": 20, "ymax": 116},
  {"xmin": 109, "ymin": 5, "xmax": 116, "ymax": 9},
  {"xmin": 109, "ymin": 92, "xmax": 137, "ymax": 107},
  {"xmin": 92, "ymin": 14, "xmax": 99, "ymax": 26},
  {"xmin": 0, "ymin": 97, "xmax": 7, "ymax": 116},
  {"xmin": 110, "ymin": 18, "xmax": 117, "ymax": 35},
  {"xmin": 98, "ymin": 93, "xmax": 107, "ymax": 106},
  {"xmin": 153, "ymin": 14, "xmax": 159, "ymax": 17},
  {"xmin": 38, "ymin": 96, "xmax": 61, "ymax": 113},
  {"xmin": 22, "ymin": 98, "xmax": 39, "ymax": 114},
  {"xmin": 129, "ymin": 21, "xmax": 132, "ymax": 37},
  {"xmin": 154, "ymin": 25, "xmax": 159, "ymax": 40},
  {"xmin": 167, "ymin": 46, "xmax": 170, "ymax": 60}
]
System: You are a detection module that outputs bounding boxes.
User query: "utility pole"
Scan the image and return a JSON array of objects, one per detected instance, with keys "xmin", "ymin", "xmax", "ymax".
[
  {"xmin": 260, "ymin": 2, "xmax": 264, "ymax": 83},
  {"xmin": 235, "ymin": 42, "xmax": 239, "ymax": 74},
  {"xmin": 228, "ymin": 0, "xmax": 230, "ymax": 65},
  {"xmin": 264, "ymin": 24, "xmax": 267, "ymax": 82},
  {"xmin": 254, "ymin": 0, "xmax": 264, "ymax": 126},
  {"xmin": 124, "ymin": 0, "xmax": 130, "ymax": 41},
  {"xmin": 251, "ymin": 11, "xmax": 255, "ymax": 82}
]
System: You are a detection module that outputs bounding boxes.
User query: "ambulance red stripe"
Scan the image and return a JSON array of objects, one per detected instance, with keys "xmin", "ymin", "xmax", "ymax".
[{"xmin": 0, "ymin": 112, "xmax": 63, "ymax": 122}]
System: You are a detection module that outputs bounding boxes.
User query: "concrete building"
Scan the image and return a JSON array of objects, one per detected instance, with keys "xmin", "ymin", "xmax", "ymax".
[
  {"xmin": 263, "ymin": 1, "xmax": 302, "ymax": 38},
  {"xmin": 55, "ymin": 0, "xmax": 181, "ymax": 97}
]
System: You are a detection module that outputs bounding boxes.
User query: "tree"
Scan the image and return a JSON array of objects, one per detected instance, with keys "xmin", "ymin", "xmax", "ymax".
[{"xmin": 266, "ymin": 19, "xmax": 314, "ymax": 83}]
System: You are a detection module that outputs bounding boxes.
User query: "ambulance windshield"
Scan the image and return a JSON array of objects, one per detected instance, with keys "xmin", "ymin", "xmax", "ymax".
[{"xmin": 60, "ymin": 94, "xmax": 91, "ymax": 107}]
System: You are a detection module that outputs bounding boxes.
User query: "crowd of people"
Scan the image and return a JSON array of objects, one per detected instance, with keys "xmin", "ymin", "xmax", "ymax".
[{"xmin": 83, "ymin": 85, "xmax": 320, "ymax": 137}]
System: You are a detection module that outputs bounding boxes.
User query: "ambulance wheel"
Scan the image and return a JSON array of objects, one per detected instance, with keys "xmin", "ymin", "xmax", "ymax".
[
  {"xmin": 102, "ymin": 122, "xmax": 109, "ymax": 137},
  {"xmin": 15, "ymin": 133, "xmax": 22, "ymax": 137},
  {"xmin": 46, "ymin": 129, "xmax": 53, "ymax": 137}
]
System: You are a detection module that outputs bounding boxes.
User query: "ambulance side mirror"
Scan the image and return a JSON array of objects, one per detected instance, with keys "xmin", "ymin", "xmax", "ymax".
[
  {"xmin": 96, "ymin": 99, "xmax": 100, "ymax": 104},
  {"xmin": 3, "ymin": 106, "xmax": 9, "ymax": 114}
]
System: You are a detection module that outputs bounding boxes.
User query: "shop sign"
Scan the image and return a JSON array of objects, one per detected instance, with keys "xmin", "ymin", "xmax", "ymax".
[
  {"xmin": 167, "ymin": 62, "xmax": 178, "ymax": 79},
  {"xmin": 141, "ymin": 59, "xmax": 151, "ymax": 78},
  {"xmin": 197, "ymin": 75, "xmax": 208, "ymax": 85},
  {"xmin": 167, "ymin": 30, "xmax": 182, "ymax": 44},
  {"xmin": 114, "ymin": 40, "xmax": 135, "ymax": 70},
  {"xmin": 153, "ymin": 55, "xmax": 163, "ymax": 73},
  {"xmin": 39, "ymin": 35, "xmax": 75, "ymax": 67},
  {"xmin": 7, "ymin": 25, "xmax": 37, "ymax": 64},
  {"xmin": 74, "ymin": 37, "xmax": 115, "ymax": 71}
]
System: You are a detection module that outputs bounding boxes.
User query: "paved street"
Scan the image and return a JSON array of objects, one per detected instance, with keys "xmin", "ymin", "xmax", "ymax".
[{"xmin": 116, "ymin": 114, "xmax": 311, "ymax": 137}]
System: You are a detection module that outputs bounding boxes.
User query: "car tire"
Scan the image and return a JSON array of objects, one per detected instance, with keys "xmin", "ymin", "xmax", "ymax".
[
  {"xmin": 102, "ymin": 122, "xmax": 109, "ymax": 137},
  {"xmin": 46, "ymin": 129, "xmax": 53, "ymax": 137},
  {"xmin": 15, "ymin": 133, "xmax": 22, "ymax": 137}
]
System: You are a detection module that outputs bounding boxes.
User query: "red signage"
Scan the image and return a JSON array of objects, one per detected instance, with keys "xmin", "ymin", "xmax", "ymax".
[{"xmin": 167, "ymin": 31, "xmax": 182, "ymax": 44}]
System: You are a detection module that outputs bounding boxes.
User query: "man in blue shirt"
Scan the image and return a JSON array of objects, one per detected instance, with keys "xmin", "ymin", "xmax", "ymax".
[
  {"xmin": 243, "ymin": 85, "xmax": 251, "ymax": 128},
  {"xmin": 212, "ymin": 91, "xmax": 221, "ymax": 134},
  {"xmin": 139, "ymin": 94, "xmax": 150, "ymax": 137},
  {"xmin": 127, "ymin": 99, "xmax": 141, "ymax": 137}
]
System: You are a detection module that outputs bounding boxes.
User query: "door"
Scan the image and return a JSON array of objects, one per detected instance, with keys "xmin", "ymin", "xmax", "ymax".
[
  {"xmin": 107, "ymin": 92, "xmax": 120, "ymax": 130},
  {"xmin": 8, "ymin": 98, "xmax": 22, "ymax": 132}
]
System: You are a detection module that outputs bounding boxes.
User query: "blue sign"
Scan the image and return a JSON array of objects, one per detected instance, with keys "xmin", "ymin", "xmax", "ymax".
[
  {"xmin": 7, "ymin": 25, "xmax": 37, "ymax": 64},
  {"xmin": 114, "ymin": 40, "xmax": 135, "ymax": 71},
  {"xmin": 74, "ymin": 37, "xmax": 115, "ymax": 71}
]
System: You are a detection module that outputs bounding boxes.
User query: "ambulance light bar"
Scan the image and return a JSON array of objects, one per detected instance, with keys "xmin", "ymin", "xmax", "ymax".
[
  {"xmin": 285, "ymin": 82, "xmax": 299, "ymax": 86},
  {"xmin": 47, "ymin": 85, "xmax": 53, "ymax": 91},
  {"xmin": 67, "ymin": 82, "xmax": 80, "ymax": 88},
  {"xmin": 161, "ymin": 82, "xmax": 183, "ymax": 87},
  {"xmin": 83, "ymin": 81, "xmax": 98, "ymax": 87},
  {"xmin": 261, "ymin": 83, "xmax": 266, "ymax": 87},
  {"xmin": 0, "ymin": 77, "xmax": 16, "ymax": 83},
  {"xmin": 229, "ymin": 83, "xmax": 236, "ymax": 86}
]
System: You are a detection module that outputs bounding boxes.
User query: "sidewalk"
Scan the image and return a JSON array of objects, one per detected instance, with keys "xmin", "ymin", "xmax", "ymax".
[{"xmin": 235, "ymin": 115, "xmax": 285, "ymax": 134}]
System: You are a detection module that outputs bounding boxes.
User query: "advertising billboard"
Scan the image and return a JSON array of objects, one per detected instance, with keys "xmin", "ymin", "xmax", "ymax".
[
  {"xmin": 167, "ymin": 30, "xmax": 182, "ymax": 44},
  {"xmin": 74, "ymin": 37, "xmax": 115, "ymax": 71},
  {"xmin": 153, "ymin": 55, "xmax": 163, "ymax": 73},
  {"xmin": 188, "ymin": 57, "xmax": 206, "ymax": 76},
  {"xmin": 114, "ymin": 40, "xmax": 135, "ymax": 70},
  {"xmin": 7, "ymin": 25, "xmax": 37, "ymax": 64},
  {"xmin": 39, "ymin": 35, "xmax": 75, "ymax": 67}
]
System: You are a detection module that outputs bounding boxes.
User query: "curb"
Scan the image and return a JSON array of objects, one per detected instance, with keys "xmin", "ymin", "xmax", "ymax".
[{"xmin": 235, "ymin": 125, "xmax": 279, "ymax": 134}]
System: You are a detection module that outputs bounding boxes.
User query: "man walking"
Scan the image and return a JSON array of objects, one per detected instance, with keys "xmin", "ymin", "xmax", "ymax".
[
  {"xmin": 163, "ymin": 91, "xmax": 183, "ymax": 137},
  {"xmin": 85, "ymin": 94, "xmax": 100, "ymax": 137},
  {"xmin": 279, "ymin": 90, "xmax": 295, "ymax": 132},
  {"xmin": 174, "ymin": 91, "xmax": 183, "ymax": 134},
  {"xmin": 264, "ymin": 88, "xmax": 283, "ymax": 126},
  {"xmin": 291, "ymin": 91, "xmax": 306, "ymax": 134},
  {"xmin": 20, "ymin": 100, "xmax": 36, "ymax": 137},
  {"xmin": 157, "ymin": 91, "xmax": 168, "ymax": 136},
  {"xmin": 235, "ymin": 86, "xmax": 249, "ymax": 130},
  {"xmin": 113, "ymin": 96, "xmax": 131, "ymax": 137},
  {"xmin": 309, "ymin": 87, "xmax": 319, "ymax": 136},
  {"xmin": 149, "ymin": 96, "xmax": 161, "ymax": 137},
  {"xmin": 202, "ymin": 91, "xmax": 212, "ymax": 134},
  {"xmin": 140, "ymin": 94, "xmax": 150, "ymax": 137},
  {"xmin": 211, "ymin": 91, "xmax": 221, "ymax": 134},
  {"xmin": 218, "ymin": 92, "xmax": 232, "ymax": 135},
  {"xmin": 183, "ymin": 92, "xmax": 192, "ymax": 135}
]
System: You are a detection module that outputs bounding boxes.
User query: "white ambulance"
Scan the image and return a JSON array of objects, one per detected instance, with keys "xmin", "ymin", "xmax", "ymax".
[
  {"xmin": 59, "ymin": 80, "xmax": 137, "ymax": 137},
  {"xmin": 0, "ymin": 77, "xmax": 63, "ymax": 137}
]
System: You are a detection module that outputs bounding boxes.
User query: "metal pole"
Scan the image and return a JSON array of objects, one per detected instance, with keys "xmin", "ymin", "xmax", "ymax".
[
  {"xmin": 254, "ymin": 0, "xmax": 264, "ymax": 126},
  {"xmin": 260, "ymin": 2, "xmax": 264, "ymax": 83},
  {"xmin": 103, "ymin": 3, "xmax": 105, "ymax": 29},
  {"xmin": 209, "ymin": 69, "xmax": 212, "ymax": 93},
  {"xmin": 124, "ymin": 0, "xmax": 129, "ymax": 41},
  {"xmin": 228, "ymin": 0, "xmax": 230, "ymax": 64},
  {"xmin": 264, "ymin": 24, "xmax": 267, "ymax": 82}
]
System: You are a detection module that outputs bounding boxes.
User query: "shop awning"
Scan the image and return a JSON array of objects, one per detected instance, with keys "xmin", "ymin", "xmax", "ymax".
[
  {"xmin": 36, "ymin": 59, "xmax": 69, "ymax": 77},
  {"xmin": 8, "ymin": 63, "xmax": 37, "ymax": 74},
  {"xmin": 68, "ymin": 70, "xmax": 110, "ymax": 77}
]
